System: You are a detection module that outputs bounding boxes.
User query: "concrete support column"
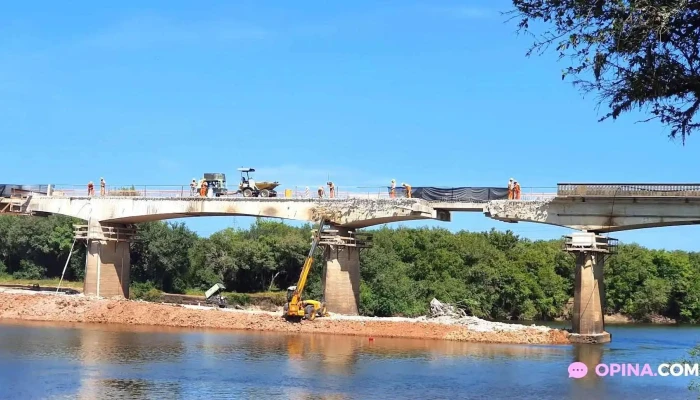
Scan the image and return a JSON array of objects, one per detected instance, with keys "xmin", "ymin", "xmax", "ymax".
[
  {"xmin": 81, "ymin": 221, "xmax": 134, "ymax": 299},
  {"xmin": 571, "ymin": 252, "xmax": 610, "ymax": 344},
  {"xmin": 323, "ymin": 228, "xmax": 361, "ymax": 315}
]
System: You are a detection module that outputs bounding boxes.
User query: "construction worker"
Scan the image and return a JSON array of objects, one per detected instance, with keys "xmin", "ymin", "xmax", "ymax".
[
  {"xmin": 100, "ymin": 178, "xmax": 106, "ymax": 196},
  {"xmin": 514, "ymin": 180, "xmax": 521, "ymax": 200},
  {"xmin": 200, "ymin": 180, "xmax": 208, "ymax": 197},
  {"xmin": 87, "ymin": 181, "xmax": 94, "ymax": 196},
  {"xmin": 390, "ymin": 179, "xmax": 396, "ymax": 198},
  {"xmin": 327, "ymin": 181, "xmax": 335, "ymax": 198},
  {"xmin": 402, "ymin": 183, "xmax": 412, "ymax": 198},
  {"xmin": 508, "ymin": 178, "xmax": 514, "ymax": 200},
  {"xmin": 317, "ymin": 186, "xmax": 325, "ymax": 198},
  {"xmin": 190, "ymin": 179, "xmax": 197, "ymax": 196}
]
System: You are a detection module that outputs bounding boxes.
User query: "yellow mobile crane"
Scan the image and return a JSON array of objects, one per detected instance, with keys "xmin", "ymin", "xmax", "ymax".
[{"xmin": 283, "ymin": 218, "xmax": 329, "ymax": 321}]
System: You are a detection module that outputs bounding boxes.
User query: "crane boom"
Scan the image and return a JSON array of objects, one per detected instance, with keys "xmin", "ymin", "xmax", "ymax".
[{"xmin": 283, "ymin": 218, "xmax": 328, "ymax": 320}]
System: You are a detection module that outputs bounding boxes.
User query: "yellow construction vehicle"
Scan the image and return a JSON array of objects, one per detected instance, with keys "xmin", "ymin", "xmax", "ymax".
[{"xmin": 283, "ymin": 218, "xmax": 329, "ymax": 321}]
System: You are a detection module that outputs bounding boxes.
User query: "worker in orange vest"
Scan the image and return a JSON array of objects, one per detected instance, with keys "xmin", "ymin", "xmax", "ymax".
[
  {"xmin": 390, "ymin": 179, "xmax": 396, "ymax": 198},
  {"xmin": 513, "ymin": 180, "xmax": 521, "ymax": 200},
  {"xmin": 200, "ymin": 180, "xmax": 208, "ymax": 197},
  {"xmin": 508, "ymin": 178, "xmax": 514, "ymax": 200},
  {"xmin": 402, "ymin": 183, "xmax": 412, "ymax": 198},
  {"xmin": 100, "ymin": 178, "xmax": 106, "ymax": 196},
  {"xmin": 327, "ymin": 181, "xmax": 335, "ymax": 198},
  {"xmin": 87, "ymin": 181, "xmax": 94, "ymax": 196}
]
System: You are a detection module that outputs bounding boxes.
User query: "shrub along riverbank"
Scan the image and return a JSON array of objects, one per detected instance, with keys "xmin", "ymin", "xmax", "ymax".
[{"xmin": 1, "ymin": 215, "xmax": 700, "ymax": 323}]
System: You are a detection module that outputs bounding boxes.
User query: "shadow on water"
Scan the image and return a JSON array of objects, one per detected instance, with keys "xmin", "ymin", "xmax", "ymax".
[{"xmin": 0, "ymin": 319, "xmax": 699, "ymax": 399}]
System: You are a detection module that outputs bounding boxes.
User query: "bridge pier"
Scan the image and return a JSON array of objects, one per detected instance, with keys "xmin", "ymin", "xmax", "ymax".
[
  {"xmin": 319, "ymin": 227, "xmax": 372, "ymax": 315},
  {"xmin": 564, "ymin": 232, "xmax": 617, "ymax": 344},
  {"xmin": 74, "ymin": 222, "xmax": 136, "ymax": 298}
]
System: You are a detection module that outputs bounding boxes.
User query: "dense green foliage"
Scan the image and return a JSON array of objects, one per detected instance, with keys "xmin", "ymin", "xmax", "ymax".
[{"xmin": 3, "ymin": 215, "xmax": 700, "ymax": 322}]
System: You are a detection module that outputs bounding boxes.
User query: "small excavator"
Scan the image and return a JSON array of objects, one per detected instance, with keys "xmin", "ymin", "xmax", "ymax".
[{"xmin": 283, "ymin": 218, "xmax": 329, "ymax": 321}]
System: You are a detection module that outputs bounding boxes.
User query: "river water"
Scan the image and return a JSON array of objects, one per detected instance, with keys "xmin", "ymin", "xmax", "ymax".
[{"xmin": 0, "ymin": 320, "xmax": 699, "ymax": 400}]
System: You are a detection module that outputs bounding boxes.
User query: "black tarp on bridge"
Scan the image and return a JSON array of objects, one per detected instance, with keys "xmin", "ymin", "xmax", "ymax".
[{"xmin": 388, "ymin": 186, "xmax": 509, "ymax": 202}]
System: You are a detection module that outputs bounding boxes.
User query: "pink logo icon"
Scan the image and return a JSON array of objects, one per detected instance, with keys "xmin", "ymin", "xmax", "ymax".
[{"xmin": 568, "ymin": 362, "xmax": 588, "ymax": 379}]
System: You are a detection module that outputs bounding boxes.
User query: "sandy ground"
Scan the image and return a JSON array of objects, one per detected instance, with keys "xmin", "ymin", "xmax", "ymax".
[{"xmin": 0, "ymin": 290, "xmax": 571, "ymax": 345}]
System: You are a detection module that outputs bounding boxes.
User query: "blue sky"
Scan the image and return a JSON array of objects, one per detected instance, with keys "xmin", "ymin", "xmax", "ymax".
[{"xmin": 2, "ymin": 0, "xmax": 699, "ymax": 251}]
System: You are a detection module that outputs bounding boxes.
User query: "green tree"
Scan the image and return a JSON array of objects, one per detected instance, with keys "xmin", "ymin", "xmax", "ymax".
[
  {"xmin": 509, "ymin": 0, "xmax": 700, "ymax": 142},
  {"xmin": 130, "ymin": 221, "xmax": 198, "ymax": 293}
]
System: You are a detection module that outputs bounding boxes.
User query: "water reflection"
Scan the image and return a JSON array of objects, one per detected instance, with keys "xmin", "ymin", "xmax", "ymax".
[
  {"xmin": 0, "ymin": 320, "xmax": 696, "ymax": 400},
  {"xmin": 570, "ymin": 344, "xmax": 605, "ymax": 390}
]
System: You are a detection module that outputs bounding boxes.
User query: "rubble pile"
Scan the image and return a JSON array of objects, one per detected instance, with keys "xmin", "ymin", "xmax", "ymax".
[{"xmin": 425, "ymin": 298, "xmax": 552, "ymax": 333}]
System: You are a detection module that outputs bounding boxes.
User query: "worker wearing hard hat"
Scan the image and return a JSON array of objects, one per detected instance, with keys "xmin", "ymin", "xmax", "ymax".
[
  {"xmin": 200, "ymin": 180, "xmax": 208, "ymax": 197},
  {"xmin": 402, "ymin": 182, "xmax": 412, "ymax": 198},
  {"xmin": 513, "ymin": 180, "xmax": 521, "ymax": 200},
  {"xmin": 508, "ymin": 178, "xmax": 514, "ymax": 200},
  {"xmin": 190, "ymin": 179, "xmax": 197, "ymax": 196},
  {"xmin": 87, "ymin": 181, "xmax": 94, "ymax": 197},
  {"xmin": 317, "ymin": 186, "xmax": 325, "ymax": 198},
  {"xmin": 390, "ymin": 179, "xmax": 396, "ymax": 198},
  {"xmin": 327, "ymin": 181, "xmax": 335, "ymax": 198},
  {"xmin": 100, "ymin": 178, "xmax": 106, "ymax": 196}
]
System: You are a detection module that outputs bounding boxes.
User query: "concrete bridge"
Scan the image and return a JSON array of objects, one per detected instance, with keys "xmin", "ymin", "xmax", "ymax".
[{"xmin": 4, "ymin": 182, "xmax": 700, "ymax": 344}]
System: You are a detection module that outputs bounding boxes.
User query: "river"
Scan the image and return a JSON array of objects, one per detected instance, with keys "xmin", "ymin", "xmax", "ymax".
[{"xmin": 0, "ymin": 320, "xmax": 699, "ymax": 399}]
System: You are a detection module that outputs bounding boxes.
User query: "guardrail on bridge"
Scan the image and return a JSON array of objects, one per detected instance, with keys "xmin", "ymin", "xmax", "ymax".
[
  {"xmin": 42, "ymin": 184, "xmax": 558, "ymax": 202},
  {"xmin": 557, "ymin": 183, "xmax": 700, "ymax": 197}
]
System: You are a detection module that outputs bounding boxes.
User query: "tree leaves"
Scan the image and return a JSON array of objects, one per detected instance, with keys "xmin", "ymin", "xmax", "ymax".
[{"xmin": 509, "ymin": 0, "xmax": 700, "ymax": 143}]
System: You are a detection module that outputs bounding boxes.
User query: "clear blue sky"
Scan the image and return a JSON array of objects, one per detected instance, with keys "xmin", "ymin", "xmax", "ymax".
[{"xmin": 3, "ymin": 0, "xmax": 699, "ymax": 251}]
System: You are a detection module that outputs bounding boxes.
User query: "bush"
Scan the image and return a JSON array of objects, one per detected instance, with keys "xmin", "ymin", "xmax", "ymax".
[
  {"xmin": 225, "ymin": 292, "xmax": 251, "ymax": 305},
  {"xmin": 12, "ymin": 260, "xmax": 45, "ymax": 280},
  {"xmin": 131, "ymin": 281, "xmax": 162, "ymax": 302}
]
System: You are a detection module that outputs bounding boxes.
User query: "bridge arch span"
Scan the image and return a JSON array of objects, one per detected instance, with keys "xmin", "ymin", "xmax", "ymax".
[{"xmin": 26, "ymin": 196, "xmax": 447, "ymax": 228}]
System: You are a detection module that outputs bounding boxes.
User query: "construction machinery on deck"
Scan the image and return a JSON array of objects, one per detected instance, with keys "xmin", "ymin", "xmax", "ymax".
[
  {"xmin": 196, "ymin": 168, "xmax": 280, "ymax": 198},
  {"xmin": 237, "ymin": 168, "xmax": 280, "ymax": 198},
  {"xmin": 283, "ymin": 218, "xmax": 329, "ymax": 321},
  {"xmin": 201, "ymin": 173, "xmax": 229, "ymax": 197}
]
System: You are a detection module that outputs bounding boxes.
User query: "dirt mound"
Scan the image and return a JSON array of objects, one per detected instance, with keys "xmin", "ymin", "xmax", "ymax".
[{"xmin": 0, "ymin": 292, "xmax": 571, "ymax": 345}]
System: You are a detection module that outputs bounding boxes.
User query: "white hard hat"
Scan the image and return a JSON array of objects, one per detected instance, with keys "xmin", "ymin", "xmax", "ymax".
[
  {"xmin": 509, "ymin": 178, "xmax": 513, "ymax": 181},
  {"xmin": 391, "ymin": 179, "xmax": 395, "ymax": 182}
]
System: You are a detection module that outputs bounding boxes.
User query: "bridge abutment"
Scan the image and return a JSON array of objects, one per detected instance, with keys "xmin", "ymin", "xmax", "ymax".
[
  {"xmin": 75, "ymin": 222, "xmax": 136, "ymax": 298},
  {"xmin": 564, "ymin": 233, "xmax": 617, "ymax": 344},
  {"xmin": 320, "ymin": 227, "xmax": 371, "ymax": 315}
]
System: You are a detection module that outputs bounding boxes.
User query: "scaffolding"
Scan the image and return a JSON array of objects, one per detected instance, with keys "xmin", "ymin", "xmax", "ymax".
[
  {"xmin": 563, "ymin": 232, "xmax": 618, "ymax": 261},
  {"xmin": 73, "ymin": 224, "xmax": 137, "ymax": 242},
  {"xmin": 312, "ymin": 227, "xmax": 373, "ymax": 248}
]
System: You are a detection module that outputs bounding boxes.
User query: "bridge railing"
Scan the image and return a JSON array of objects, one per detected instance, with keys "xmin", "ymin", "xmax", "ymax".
[
  {"xmin": 46, "ymin": 184, "xmax": 558, "ymax": 202},
  {"xmin": 557, "ymin": 183, "xmax": 700, "ymax": 197}
]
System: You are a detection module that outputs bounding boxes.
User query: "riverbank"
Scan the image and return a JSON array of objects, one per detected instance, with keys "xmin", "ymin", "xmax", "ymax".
[{"xmin": 0, "ymin": 291, "xmax": 571, "ymax": 345}]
